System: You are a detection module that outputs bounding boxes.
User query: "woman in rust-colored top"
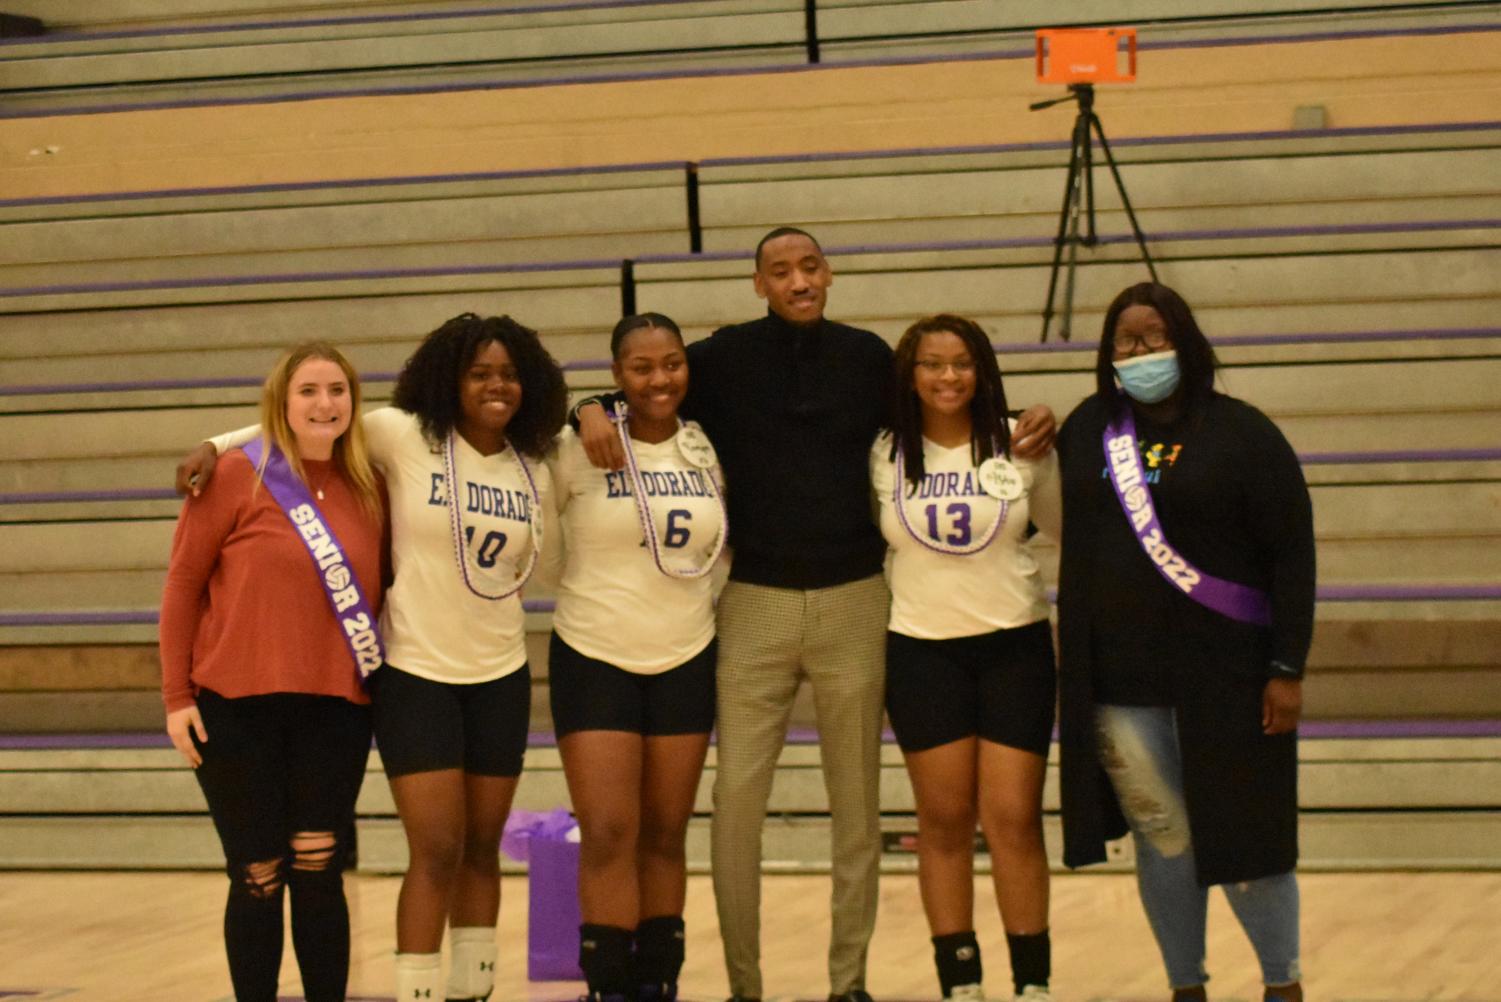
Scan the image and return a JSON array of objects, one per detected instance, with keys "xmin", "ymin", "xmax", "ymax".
[{"xmin": 159, "ymin": 340, "xmax": 386, "ymax": 1002}]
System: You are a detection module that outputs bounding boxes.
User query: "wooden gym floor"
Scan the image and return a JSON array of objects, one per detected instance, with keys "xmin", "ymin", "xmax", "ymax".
[{"xmin": 0, "ymin": 871, "xmax": 1497, "ymax": 1001}]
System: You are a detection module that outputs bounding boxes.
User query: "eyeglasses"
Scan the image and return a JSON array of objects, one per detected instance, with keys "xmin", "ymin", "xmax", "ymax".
[
  {"xmin": 915, "ymin": 359, "xmax": 976, "ymax": 376},
  {"xmin": 1112, "ymin": 330, "xmax": 1172, "ymax": 353}
]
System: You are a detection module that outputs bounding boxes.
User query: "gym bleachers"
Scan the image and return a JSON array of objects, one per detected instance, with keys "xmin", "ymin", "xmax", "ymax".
[
  {"xmin": 4, "ymin": 725, "xmax": 1500, "ymax": 871},
  {"xmin": 2, "ymin": 0, "xmax": 1485, "ymax": 114},
  {"xmin": 1, "ymin": 3, "xmax": 1498, "ymax": 871}
]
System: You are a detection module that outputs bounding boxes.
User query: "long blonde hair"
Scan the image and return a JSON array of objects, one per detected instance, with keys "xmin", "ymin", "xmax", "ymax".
[{"xmin": 257, "ymin": 341, "xmax": 381, "ymax": 520}]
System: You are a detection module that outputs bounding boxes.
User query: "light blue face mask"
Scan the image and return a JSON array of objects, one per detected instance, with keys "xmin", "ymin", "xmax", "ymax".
[{"xmin": 1113, "ymin": 350, "xmax": 1181, "ymax": 404}]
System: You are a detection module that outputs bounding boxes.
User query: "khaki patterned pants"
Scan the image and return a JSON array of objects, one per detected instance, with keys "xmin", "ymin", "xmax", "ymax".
[{"xmin": 710, "ymin": 574, "xmax": 890, "ymax": 997}]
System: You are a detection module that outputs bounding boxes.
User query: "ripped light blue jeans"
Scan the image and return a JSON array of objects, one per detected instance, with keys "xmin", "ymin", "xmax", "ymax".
[{"xmin": 1095, "ymin": 703, "xmax": 1300, "ymax": 990}]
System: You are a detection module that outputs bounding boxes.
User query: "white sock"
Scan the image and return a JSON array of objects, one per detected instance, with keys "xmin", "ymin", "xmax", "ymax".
[
  {"xmin": 394, "ymin": 951, "xmax": 443, "ymax": 1001},
  {"xmin": 446, "ymin": 926, "xmax": 498, "ymax": 998}
]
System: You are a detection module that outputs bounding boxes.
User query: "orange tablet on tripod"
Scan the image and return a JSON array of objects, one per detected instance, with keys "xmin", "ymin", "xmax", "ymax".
[{"xmin": 1036, "ymin": 27, "xmax": 1136, "ymax": 84}]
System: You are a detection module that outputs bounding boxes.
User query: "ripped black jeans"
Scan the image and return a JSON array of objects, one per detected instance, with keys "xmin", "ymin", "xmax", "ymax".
[{"xmin": 193, "ymin": 688, "xmax": 373, "ymax": 1002}]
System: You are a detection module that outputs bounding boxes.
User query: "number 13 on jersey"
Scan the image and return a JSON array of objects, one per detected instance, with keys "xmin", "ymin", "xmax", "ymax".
[{"xmin": 924, "ymin": 502, "xmax": 972, "ymax": 546}]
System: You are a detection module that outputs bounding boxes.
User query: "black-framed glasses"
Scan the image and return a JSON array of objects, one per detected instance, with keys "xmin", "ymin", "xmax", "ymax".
[{"xmin": 1112, "ymin": 330, "xmax": 1171, "ymax": 353}]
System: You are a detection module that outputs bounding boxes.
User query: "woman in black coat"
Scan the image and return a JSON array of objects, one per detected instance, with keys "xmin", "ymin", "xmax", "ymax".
[{"xmin": 1055, "ymin": 283, "xmax": 1315, "ymax": 1002}]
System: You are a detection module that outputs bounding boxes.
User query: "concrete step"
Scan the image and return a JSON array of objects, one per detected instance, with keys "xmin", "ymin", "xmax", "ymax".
[{"xmin": 1, "ymin": 731, "xmax": 1497, "ymax": 870}]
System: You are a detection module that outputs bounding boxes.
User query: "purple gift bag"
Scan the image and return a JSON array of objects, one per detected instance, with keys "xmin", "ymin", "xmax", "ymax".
[
  {"xmin": 501, "ymin": 808, "xmax": 583, "ymax": 981},
  {"xmin": 527, "ymin": 835, "xmax": 584, "ymax": 980}
]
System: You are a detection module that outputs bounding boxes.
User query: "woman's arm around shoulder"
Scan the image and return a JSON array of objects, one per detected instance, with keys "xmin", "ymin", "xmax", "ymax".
[
  {"xmin": 545, "ymin": 427, "xmax": 584, "ymax": 507},
  {"xmin": 1019, "ymin": 443, "xmax": 1063, "ymax": 540},
  {"xmin": 357, "ymin": 405, "xmax": 415, "ymax": 469},
  {"xmin": 175, "ymin": 422, "xmax": 260, "ymax": 496},
  {"xmin": 533, "ymin": 432, "xmax": 573, "ymax": 592}
]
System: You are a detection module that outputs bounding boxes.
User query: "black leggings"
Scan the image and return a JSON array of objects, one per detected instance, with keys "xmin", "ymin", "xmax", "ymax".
[{"xmin": 193, "ymin": 689, "xmax": 373, "ymax": 1002}]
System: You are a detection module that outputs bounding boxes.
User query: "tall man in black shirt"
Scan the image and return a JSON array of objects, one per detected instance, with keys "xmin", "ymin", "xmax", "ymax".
[{"xmin": 578, "ymin": 228, "xmax": 1055, "ymax": 1002}]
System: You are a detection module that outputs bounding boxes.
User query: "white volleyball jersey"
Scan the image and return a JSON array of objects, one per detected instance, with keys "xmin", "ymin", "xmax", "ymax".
[
  {"xmin": 547, "ymin": 425, "xmax": 722, "ymax": 674},
  {"xmin": 870, "ymin": 427, "xmax": 1061, "ymax": 640},
  {"xmin": 214, "ymin": 407, "xmax": 549, "ymax": 683}
]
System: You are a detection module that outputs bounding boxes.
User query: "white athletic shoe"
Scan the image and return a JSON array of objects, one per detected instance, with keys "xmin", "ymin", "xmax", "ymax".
[
  {"xmin": 948, "ymin": 984, "xmax": 986, "ymax": 1002},
  {"xmin": 1014, "ymin": 986, "xmax": 1052, "ymax": 1002}
]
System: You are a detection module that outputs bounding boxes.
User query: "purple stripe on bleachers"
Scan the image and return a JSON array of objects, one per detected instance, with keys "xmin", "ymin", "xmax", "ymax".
[
  {"xmin": 4, "ymin": 219, "xmax": 1497, "ymax": 301},
  {"xmin": 2, "ymin": 611, "xmax": 159, "ymax": 626},
  {"xmin": 0, "ymin": 375, "xmax": 264, "ymax": 396},
  {"xmin": 0, "ymin": 372, "xmax": 407, "ymax": 397},
  {"xmin": 994, "ymin": 326, "xmax": 1501, "ymax": 354},
  {"xmin": 761, "ymin": 719, "xmax": 1501, "ymax": 743},
  {"xmin": 701, "ymin": 120, "xmax": 1501, "ymax": 168},
  {"xmin": 0, "ymin": 159, "xmax": 689, "ymax": 209},
  {"xmin": 5, "ymin": 120, "xmax": 1496, "ymax": 210},
  {"xmin": 1135, "ymin": 218, "xmax": 1501, "ymax": 240},
  {"xmin": 0, "ymin": 256, "xmax": 625, "ymax": 299},
  {"xmin": 0, "ymin": 601, "xmax": 549, "ymax": 627},
  {"xmin": 0, "ymin": 731, "xmax": 172, "ymax": 749},
  {"xmin": 1301, "ymin": 448, "xmax": 1501, "ymax": 465},
  {"xmin": 6, "ymin": 719, "xmax": 1495, "ymax": 752},
  {"xmin": 3, "ymin": 449, "xmax": 1495, "ymax": 508},
  {"xmin": 0, "ymin": 360, "xmax": 592, "ymax": 397},
  {"xmin": 0, "ymin": 488, "xmax": 178, "ymax": 504},
  {"xmin": 5, "ymin": 584, "xmax": 1496, "ymax": 631},
  {"xmin": 1034, "ymin": 585, "xmax": 1501, "ymax": 604},
  {"xmin": 1300, "ymin": 718, "xmax": 1501, "ymax": 739},
  {"xmin": 720, "ymin": 721, "xmax": 1501, "ymax": 745},
  {"xmin": 633, "ymin": 218, "xmax": 1501, "ymax": 267},
  {"xmin": 2, "ymin": 20, "xmax": 1495, "ymax": 120},
  {"xmin": 0, "ymin": 730, "xmax": 556, "ymax": 751},
  {"xmin": 2, "ymin": 326, "xmax": 1493, "ymax": 400},
  {"xmin": 1317, "ymin": 584, "xmax": 1501, "ymax": 602}
]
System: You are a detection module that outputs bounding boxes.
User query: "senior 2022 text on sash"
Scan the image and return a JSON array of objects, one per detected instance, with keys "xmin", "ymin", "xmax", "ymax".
[
  {"xmin": 1102, "ymin": 407, "xmax": 1272, "ymax": 627},
  {"xmin": 243, "ymin": 437, "xmax": 384, "ymax": 680}
]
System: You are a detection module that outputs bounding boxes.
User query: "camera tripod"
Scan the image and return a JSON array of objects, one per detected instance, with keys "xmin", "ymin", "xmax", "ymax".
[{"xmin": 1031, "ymin": 83, "xmax": 1157, "ymax": 342}]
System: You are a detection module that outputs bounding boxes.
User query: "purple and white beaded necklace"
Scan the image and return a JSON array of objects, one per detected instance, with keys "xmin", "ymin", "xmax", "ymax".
[
  {"xmin": 444, "ymin": 430, "xmax": 541, "ymax": 600},
  {"xmin": 613, "ymin": 400, "xmax": 727, "ymax": 580},
  {"xmin": 892, "ymin": 439, "xmax": 1023, "ymax": 557}
]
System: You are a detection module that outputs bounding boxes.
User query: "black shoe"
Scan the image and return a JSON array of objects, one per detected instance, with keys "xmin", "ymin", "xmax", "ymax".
[
  {"xmin": 640, "ymin": 984, "xmax": 678, "ymax": 1002},
  {"xmin": 829, "ymin": 991, "xmax": 874, "ymax": 1002},
  {"xmin": 726, "ymin": 996, "xmax": 761, "ymax": 1002}
]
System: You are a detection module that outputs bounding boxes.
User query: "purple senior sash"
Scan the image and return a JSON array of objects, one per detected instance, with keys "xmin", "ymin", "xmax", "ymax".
[
  {"xmin": 243, "ymin": 438, "xmax": 384, "ymax": 681},
  {"xmin": 1102, "ymin": 406, "xmax": 1273, "ymax": 627}
]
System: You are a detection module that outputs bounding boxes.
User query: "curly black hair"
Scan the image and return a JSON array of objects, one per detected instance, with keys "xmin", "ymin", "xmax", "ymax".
[
  {"xmin": 888, "ymin": 313, "xmax": 1011, "ymax": 488},
  {"xmin": 392, "ymin": 313, "xmax": 568, "ymax": 458}
]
